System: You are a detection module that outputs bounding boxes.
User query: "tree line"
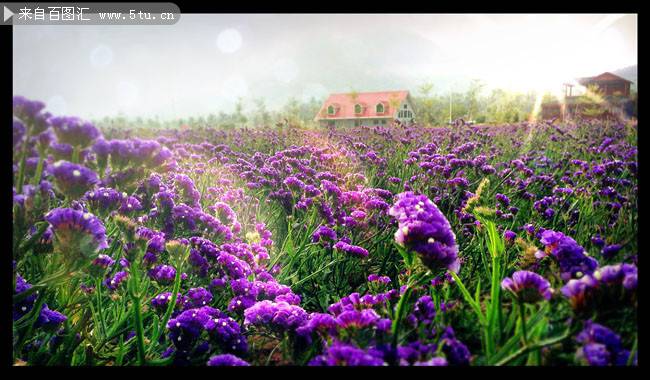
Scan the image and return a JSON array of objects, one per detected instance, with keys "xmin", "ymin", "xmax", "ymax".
[{"xmin": 94, "ymin": 81, "xmax": 556, "ymax": 130}]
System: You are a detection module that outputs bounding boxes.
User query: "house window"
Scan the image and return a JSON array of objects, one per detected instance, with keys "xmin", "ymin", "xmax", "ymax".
[
  {"xmin": 354, "ymin": 104, "xmax": 362, "ymax": 114},
  {"xmin": 381, "ymin": 119, "xmax": 386, "ymax": 125},
  {"xmin": 327, "ymin": 121, "xmax": 335, "ymax": 127},
  {"xmin": 376, "ymin": 103, "xmax": 384, "ymax": 114},
  {"xmin": 373, "ymin": 120, "xmax": 378, "ymax": 125},
  {"xmin": 354, "ymin": 119, "xmax": 361, "ymax": 127},
  {"xmin": 327, "ymin": 105, "xmax": 335, "ymax": 115},
  {"xmin": 403, "ymin": 104, "xmax": 408, "ymax": 109}
]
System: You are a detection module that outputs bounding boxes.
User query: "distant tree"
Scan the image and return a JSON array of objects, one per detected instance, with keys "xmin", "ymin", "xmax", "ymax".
[
  {"xmin": 253, "ymin": 98, "xmax": 271, "ymax": 126},
  {"xmin": 233, "ymin": 98, "xmax": 248, "ymax": 127},
  {"xmin": 465, "ymin": 79, "xmax": 485, "ymax": 121}
]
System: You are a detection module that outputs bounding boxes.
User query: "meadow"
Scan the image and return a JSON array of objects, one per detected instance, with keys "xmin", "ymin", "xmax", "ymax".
[{"xmin": 12, "ymin": 96, "xmax": 638, "ymax": 366}]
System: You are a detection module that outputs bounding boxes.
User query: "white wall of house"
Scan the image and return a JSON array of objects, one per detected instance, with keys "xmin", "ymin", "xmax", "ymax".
[
  {"xmin": 395, "ymin": 99, "xmax": 416, "ymax": 123},
  {"xmin": 319, "ymin": 118, "xmax": 392, "ymax": 128}
]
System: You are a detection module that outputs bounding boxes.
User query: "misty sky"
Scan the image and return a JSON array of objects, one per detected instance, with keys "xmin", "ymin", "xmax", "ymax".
[{"xmin": 13, "ymin": 14, "xmax": 637, "ymax": 120}]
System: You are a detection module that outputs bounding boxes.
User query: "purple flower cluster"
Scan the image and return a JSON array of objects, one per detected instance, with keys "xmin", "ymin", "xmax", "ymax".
[
  {"xmin": 167, "ymin": 306, "xmax": 247, "ymax": 354},
  {"xmin": 45, "ymin": 207, "xmax": 108, "ymax": 258},
  {"xmin": 309, "ymin": 342, "xmax": 386, "ymax": 366},
  {"xmin": 333, "ymin": 240, "xmax": 369, "ymax": 258},
  {"xmin": 50, "ymin": 161, "xmax": 99, "ymax": 199},
  {"xmin": 104, "ymin": 271, "xmax": 128, "ymax": 291},
  {"xmin": 151, "ymin": 292, "xmax": 185, "ymax": 311},
  {"xmin": 501, "ymin": 270, "xmax": 553, "ymax": 303},
  {"xmin": 36, "ymin": 304, "xmax": 68, "ymax": 329},
  {"xmin": 14, "ymin": 274, "xmax": 37, "ymax": 320},
  {"xmin": 244, "ymin": 300, "xmax": 308, "ymax": 332},
  {"xmin": 49, "ymin": 116, "xmax": 101, "ymax": 148},
  {"xmin": 538, "ymin": 230, "xmax": 598, "ymax": 281},
  {"xmin": 561, "ymin": 263, "xmax": 637, "ymax": 312},
  {"xmin": 149, "ymin": 264, "xmax": 177, "ymax": 285},
  {"xmin": 389, "ymin": 192, "xmax": 459, "ymax": 272},
  {"xmin": 207, "ymin": 354, "xmax": 250, "ymax": 366},
  {"xmin": 575, "ymin": 321, "xmax": 631, "ymax": 366}
]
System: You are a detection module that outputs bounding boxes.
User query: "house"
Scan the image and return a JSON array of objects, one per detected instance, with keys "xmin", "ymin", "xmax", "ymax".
[
  {"xmin": 541, "ymin": 72, "xmax": 635, "ymax": 121},
  {"xmin": 314, "ymin": 90, "xmax": 416, "ymax": 128},
  {"xmin": 577, "ymin": 72, "xmax": 633, "ymax": 98}
]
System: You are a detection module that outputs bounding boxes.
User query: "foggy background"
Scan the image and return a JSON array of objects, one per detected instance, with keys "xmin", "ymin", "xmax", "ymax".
[{"xmin": 13, "ymin": 14, "xmax": 637, "ymax": 120}]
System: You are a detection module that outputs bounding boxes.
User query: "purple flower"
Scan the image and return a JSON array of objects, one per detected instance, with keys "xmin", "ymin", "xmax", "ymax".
[
  {"xmin": 14, "ymin": 274, "xmax": 37, "ymax": 320},
  {"xmin": 296, "ymin": 313, "xmax": 338, "ymax": 340},
  {"xmin": 36, "ymin": 304, "xmax": 67, "ymax": 329},
  {"xmin": 104, "ymin": 271, "xmax": 128, "ymax": 291},
  {"xmin": 92, "ymin": 138, "xmax": 112, "ymax": 161},
  {"xmin": 591, "ymin": 235, "xmax": 605, "ymax": 248},
  {"xmin": 119, "ymin": 196, "xmax": 142, "ymax": 214},
  {"xmin": 539, "ymin": 230, "xmax": 598, "ymax": 280},
  {"xmin": 207, "ymin": 354, "xmax": 250, "ymax": 366},
  {"xmin": 284, "ymin": 176, "xmax": 306, "ymax": 192},
  {"xmin": 367, "ymin": 274, "xmax": 391, "ymax": 284},
  {"xmin": 183, "ymin": 287, "xmax": 213, "ymax": 308},
  {"xmin": 601, "ymin": 244, "xmax": 622, "ymax": 259},
  {"xmin": 561, "ymin": 275, "xmax": 598, "ymax": 311},
  {"xmin": 309, "ymin": 342, "xmax": 385, "ymax": 366},
  {"xmin": 209, "ymin": 316, "xmax": 248, "ymax": 354},
  {"xmin": 228, "ymin": 295, "xmax": 256, "ymax": 313},
  {"xmin": 149, "ymin": 264, "xmax": 177, "ymax": 285},
  {"xmin": 217, "ymin": 252, "xmax": 252, "ymax": 279},
  {"xmin": 502, "ymin": 270, "xmax": 552, "ymax": 303},
  {"xmin": 50, "ymin": 161, "xmax": 99, "ymax": 199},
  {"xmin": 244, "ymin": 300, "xmax": 308, "ymax": 332},
  {"xmin": 411, "ymin": 295, "xmax": 436, "ymax": 324},
  {"xmin": 312, "ymin": 225, "xmax": 337, "ymax": 244},
  {"xmin": 50, "ymin": 116, "xmax": 101, "ymax": 148},
  {"xmin": 504, "ymin": 230, "xmax": 516, "ymax": 242},
  {"xmin": 414, "ymin": 357, "xmax": 448, "ymax": 366},
  {"xmin": 389, "ymin": 192, "xmax": 459, "ymax": 273},
  {"xmin": 333, "ymin": 241, "xmax": 369, "ymax": 258},
  {"xmin": 335, "ymin": 309, "xmax": 381, "ymax": 330},
  {"xmin": 167, "ymin": 306, "xmax": 224, "ymax": 351},
  {"xmin": 13, "ymin": 119, "xmax": 26, "ymax": 147},
  {"xmin": 495, "ymin": 193, "xmax": 510, "ymax": 206},
  {"xmin": 151, "ymin": 292, "xmax": 184, "ymax": 311},
  {"xmin": 13, "ymin": 96, "xmax": 50, "ymax": 133},
  {"xmin": 441, "ymin": 327, "xmax": 471, "ymax": 365},
  {"xmin": 594, "ymin": 263, "xmax": 637, "ymax": 290},
  {"xmin": 84, "ymin": 187, "xmax": 126, "ymax": 214},
  {"xmin": 45, "ymin": 208, "xmax": 108, "ymax": 259},
  {"xmin": 92, "ymin": 254, "xmax": 115, "ymax": 269},
  {"xmin": 575, "ymin": 321, "xmax": 630, "ymax": 366}
]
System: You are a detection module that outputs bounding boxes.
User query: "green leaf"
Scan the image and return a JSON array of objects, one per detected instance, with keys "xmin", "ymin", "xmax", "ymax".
[{"xmin": 450, "ymin": 271, "xmax": 486, "ymax": 325}]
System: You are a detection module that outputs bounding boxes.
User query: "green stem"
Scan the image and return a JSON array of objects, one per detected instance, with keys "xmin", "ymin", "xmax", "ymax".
[
  {"xmin": 496, "ymin": 332, "xmax": 570, "ymax": 366},
  {"xmin": 131, "ymin": 295, "xmax": 147, "ymax": 365},
  {"xmin": 518, "ymin": 300, "xmax": 528, "ymax": 346},
  {"xmin": 391, "ymin": 285, "xmax": 413, "ymax": 359},
  {"xmin": 627, "ymin": 336, "xmax": 637, "ymax": 366},
  {"xmin": 72, "ymin": 146, "xmax": 80, "ymax": 164},
  {"xmin": 95, "ymin": 277, "xmax": 107, "ymax": 339},
  {"xmin": 31, "ymin": 155, "xmax": 45, "ymax": 186}
]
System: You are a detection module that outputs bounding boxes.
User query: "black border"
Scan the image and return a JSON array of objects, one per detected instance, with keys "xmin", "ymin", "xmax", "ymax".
[{"xmin": 3, "ymin": 3, "xmax": 642, "ymax": 372}]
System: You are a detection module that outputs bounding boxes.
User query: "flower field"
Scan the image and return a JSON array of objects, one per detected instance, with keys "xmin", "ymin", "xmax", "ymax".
[{"xmin": 12, "ymin": 96, "xmax": 637, "ymax": 366}]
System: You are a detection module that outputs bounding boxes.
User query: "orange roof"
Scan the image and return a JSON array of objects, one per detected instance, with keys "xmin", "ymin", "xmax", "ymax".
[
  {"xmin": 578, "ymin": 72, "xmax": 632, "ymax": 85},
  {"xmin": 315, "ymin": 90, "xmax": 410, "ymax": 120}
]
